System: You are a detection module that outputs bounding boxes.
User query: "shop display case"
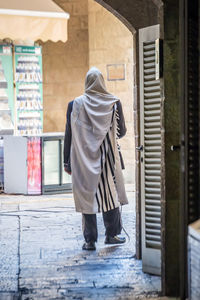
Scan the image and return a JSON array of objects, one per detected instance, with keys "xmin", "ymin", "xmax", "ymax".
[{"xmin": 41, "ymin": 133, "xmax": 72, "ymax": 194}]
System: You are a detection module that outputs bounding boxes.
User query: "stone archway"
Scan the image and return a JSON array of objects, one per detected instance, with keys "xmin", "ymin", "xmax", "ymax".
[
  {"xmin": 49, "ymin": 0, "xmax": 188, "ymax": 298},
  {"xmin": 53, "ymin": 0, "xmax": 167, "ymax": 293}
]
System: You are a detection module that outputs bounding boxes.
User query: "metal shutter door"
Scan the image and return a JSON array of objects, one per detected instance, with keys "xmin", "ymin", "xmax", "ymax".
[{"xmin": 139, "ymin": 25, "xmax": 162, "ymax": 275}]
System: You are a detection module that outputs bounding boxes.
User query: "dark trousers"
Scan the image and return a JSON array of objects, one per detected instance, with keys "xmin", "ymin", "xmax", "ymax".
[{"xmin": 82, "ymin": 207, "xmax": 122, "ymax": 242}]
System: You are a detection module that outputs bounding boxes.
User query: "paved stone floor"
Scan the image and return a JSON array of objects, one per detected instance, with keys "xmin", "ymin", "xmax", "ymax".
[{"xmin": 0, "ymin": 186, "xmax": 167, "ymax": 300}]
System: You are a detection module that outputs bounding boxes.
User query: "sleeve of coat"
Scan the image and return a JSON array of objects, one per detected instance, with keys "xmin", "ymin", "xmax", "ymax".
[
  {"xmin": 116, "ymin": 100, "xmax": 127, "ymax": 139},
  {"xmin": 63, "ymin": 101, "xmax": 74, "ymax": 171},
  {"xmin": 116, "ymin": 101, "xmax": 127, "ymax": 169}
]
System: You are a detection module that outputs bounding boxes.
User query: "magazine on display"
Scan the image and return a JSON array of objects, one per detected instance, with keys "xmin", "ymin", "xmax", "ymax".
[{"xmin": 14, "ymin": 45, "xmax": 43, "ymax": 136}]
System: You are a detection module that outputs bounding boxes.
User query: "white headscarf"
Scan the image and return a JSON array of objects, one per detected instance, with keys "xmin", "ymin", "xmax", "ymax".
[
  {"xmin": 84, "ymin": 67, "xmax": 117, "ymax": 99},
  {"xmin": 83, "ymin": 67, "xmax": 119, "ymax": 135}
]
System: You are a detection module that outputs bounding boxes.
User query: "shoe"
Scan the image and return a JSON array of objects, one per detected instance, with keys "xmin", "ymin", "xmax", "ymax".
[
  {"xmin": 82, "ymin": 241, "xmax": 96, "ymax": 251},
  {"xmin": 105, "ymin": 235, "xmax": 126, "ymax": 244}
]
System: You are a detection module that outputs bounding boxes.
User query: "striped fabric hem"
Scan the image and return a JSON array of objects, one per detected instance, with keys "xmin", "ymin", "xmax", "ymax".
[{"xmin": 95, "ymin": 131, "xmax": 117, "ymax": 212}]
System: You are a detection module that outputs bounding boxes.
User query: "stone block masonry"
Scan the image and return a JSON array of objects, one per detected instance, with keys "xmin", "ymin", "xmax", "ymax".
[{"xmin": 41, "ymin": 0, "xmax": 89, "ymax": 133}]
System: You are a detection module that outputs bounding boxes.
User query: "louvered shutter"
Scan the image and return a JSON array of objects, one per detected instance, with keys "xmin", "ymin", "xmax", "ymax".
[{"xmin": 139, "ymin": 25, "xmax": 162, "ymax": 275}]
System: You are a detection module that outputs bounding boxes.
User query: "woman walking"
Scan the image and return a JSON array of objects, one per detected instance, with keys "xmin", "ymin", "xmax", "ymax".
[{"xmin": 64, "ymin": 67, "xmax": 128, "ymax": 250}]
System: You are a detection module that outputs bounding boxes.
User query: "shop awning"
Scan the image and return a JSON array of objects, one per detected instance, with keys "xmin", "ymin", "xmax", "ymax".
[{"xmin": 0, "ymin": 0, "xmax": 70, "ymax": 42}]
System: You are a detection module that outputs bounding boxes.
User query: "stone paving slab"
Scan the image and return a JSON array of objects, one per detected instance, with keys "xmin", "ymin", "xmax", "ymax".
[{"xmin": 0, "ymin": 189, "xmax": 164, "ymax": 299}]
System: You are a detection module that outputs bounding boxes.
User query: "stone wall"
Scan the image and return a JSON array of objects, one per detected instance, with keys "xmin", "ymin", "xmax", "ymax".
[
  {"xmin": 41, "ymin": 0, "xmax": 89, "ymax": 133},
  {"xmin": 88, "ymin": 0, "xmax": 135, "ymax": 183}
]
